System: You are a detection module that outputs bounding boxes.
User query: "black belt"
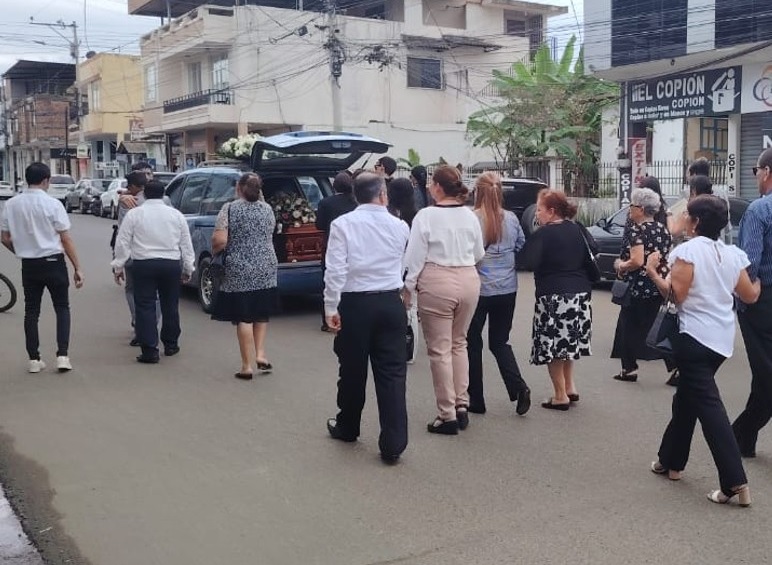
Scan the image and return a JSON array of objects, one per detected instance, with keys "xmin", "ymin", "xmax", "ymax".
[
  {"xmin": 343, "ymin": 289, "xmax": 400, "ymax": 296},
  {"xmin": 21, "ymin": 253, "xmax": 64, "ymax": 263}
]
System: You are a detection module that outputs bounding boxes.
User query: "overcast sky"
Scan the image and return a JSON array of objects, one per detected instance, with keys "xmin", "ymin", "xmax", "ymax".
[{"xmin": 0, "ymin": 0, "xmax": 583, "ymax": 75}]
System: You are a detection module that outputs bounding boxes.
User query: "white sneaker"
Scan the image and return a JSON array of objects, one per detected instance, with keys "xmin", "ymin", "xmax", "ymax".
[
  {"xmin": 56, "ymin": 356, "xmax": 73, "ymax": 373},
  {"xmin": 28, "ymin": 360, "xmax": 46, "ymax": 374}
]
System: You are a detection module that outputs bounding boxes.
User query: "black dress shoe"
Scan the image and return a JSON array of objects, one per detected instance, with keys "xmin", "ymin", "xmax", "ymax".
[
  {"xmin": 326, "ymin": 418, "xmax": 357, "ymax": 442},
  {"xmin": 129, "ymin": 338, "xmax": 140, "ymax": 347},
  {"xmin": 541, "ymin": 399, "xmax": 570, "ymax": 411},
  {"xmin": 380, "ymin": 452, "xmax": 400, "ymax": 465},
  {"xmin": 427, "ymin": 417, "xmax": 459, "ymax": 435},
  {"xmin": 515, "ymin": 388, "xmax": 531, "ymax": 415},
  {"xmin": 136, "ymin": 354, "xmax": 160, "ymax": 364},
  {"xmin": 164, "ymin": 346, "xmax": 180, "ymax": 357},
  {"xmin": 456, "ymin": 408, "xmax": 469, "ymax": 430}
]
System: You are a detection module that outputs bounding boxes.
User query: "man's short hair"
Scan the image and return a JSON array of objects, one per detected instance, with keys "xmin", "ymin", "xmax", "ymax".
[
  {"xmin": 332, "ymin": 172, "xmax": 354, "ymax": 194},
  {"xmin": 25, "ymin": 162, "xmax": 51, "ymax": 186},
  {"xmin": 354, "ymin": 173, "xmax": 385, "ymax": 204},
  {"xmin": 376, "ymin": 156, "xmax": 397, "ymax": 176},
  {"xmin": 126, "ymin": 171, "xmax": 147, "ymax": 188},
  {"xmin": 131, "ymin": 161, "xmax": 152, "ymax": 172},
  {"xmin": 689, "ymin": 175, "xmax": 713, "ymax": 196},
  {"xmin": 688, "ymin": 157, "xmax": 710, "ymax": 177},
  {"xmin": 143, "ymin": 180, "xmax": 165, "ymax": 199},
  {"xmin": 760, "ymin": 148, "xmax": 772, "ymax": 170}
]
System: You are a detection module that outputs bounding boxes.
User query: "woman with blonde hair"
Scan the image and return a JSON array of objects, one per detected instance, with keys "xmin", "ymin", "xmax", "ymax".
[
  {"xmin": 466, "ymin": 172, "xmax": 530, "ymax": 416},
  {"xmin": 211, "ymin": 173, "xmax": 278, "ymax": 379},
  {"xmin": 404, "ymin": 165, "xmax": 485, "ymax": 434}
]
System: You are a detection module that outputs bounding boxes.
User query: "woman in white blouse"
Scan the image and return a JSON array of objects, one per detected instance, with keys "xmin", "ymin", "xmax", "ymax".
[
  {"xmin": 403, "ymin": 165, "xmax": 485, "ymax": 435},
  {"xmin": 646, "ymin": 195, "xmax": 760, "ymax": 507}
]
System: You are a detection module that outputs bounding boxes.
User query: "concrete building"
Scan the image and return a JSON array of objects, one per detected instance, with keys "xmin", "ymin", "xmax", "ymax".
[
  {"xmin": 1, "ymin": 61, "xmax": 76, "ymax": 186},
  {"xmin": 78, "ymin": 52, "xmax": 165, "ymax": 178},
  {"xmin": 585, "ymin": 0, "xmax": 772, "ymax": 200},
  {"xmin": 130, "ymin": 0, "xmax": 566, "ymax": 169}
]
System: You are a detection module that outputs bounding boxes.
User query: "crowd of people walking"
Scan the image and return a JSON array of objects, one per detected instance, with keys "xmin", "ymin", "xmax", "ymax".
[{"xmin": 2, "ymin": 148, "xmax": 772, "ymax": 508}]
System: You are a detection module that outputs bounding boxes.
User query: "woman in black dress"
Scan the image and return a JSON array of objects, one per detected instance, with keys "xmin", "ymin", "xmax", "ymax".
[{"xmin": 211, "ymin": 173, "xmax": 278, "ymax": 379}]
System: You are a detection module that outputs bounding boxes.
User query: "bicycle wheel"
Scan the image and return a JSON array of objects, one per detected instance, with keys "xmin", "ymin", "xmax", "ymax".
[{"xmin": 0, "ymin": 272, "xmax": 18, "ymax": 313}]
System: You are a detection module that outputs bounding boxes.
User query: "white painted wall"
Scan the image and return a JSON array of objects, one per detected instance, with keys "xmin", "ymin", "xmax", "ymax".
[
  {"xmin": 600, "ymin": 106, "xmax": 620, "ymax": 164},
  {"xmin": 583, "ymin": 0, "xmax": 611, "ymax": 72},
  {"xmin": 651, "ymin": 119, "xmax": 685, "ymax": 161}
]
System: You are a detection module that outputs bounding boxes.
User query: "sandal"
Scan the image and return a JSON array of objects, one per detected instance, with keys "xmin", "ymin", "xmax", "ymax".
[
  {"xmin": 650, "ymin": 461, "xmax": 681, "ymax": 481},
  {"xmin": 707, "ymin": 485, "xmax": 751, "ymax": 507},
  {"xmin": 455, "ymin": 406, "xmax": 469, "ymax": 430},
  {"xmin": 541, "ymin": 399, "xmax": 570, "ymax": 411},
  {"xmin": 257, "ymin": 361, "xmax": 273, "ymax": 373},
  {"xmin": 234, "ymin": 372, "xmax": 254, "ymax": 380},
  {"xmin": 567, "ymin": 393, "xmax": 580, "ymax": 402},
  {"xmin": 427, "ymin": 417, "xmax": 459, "ymax": 435}
]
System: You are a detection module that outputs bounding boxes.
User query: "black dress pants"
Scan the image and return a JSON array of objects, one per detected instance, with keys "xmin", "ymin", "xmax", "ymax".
[
  {"xmin": 658, "ymin": 333, "xmax": 746, "ymax": 495},
  {"xmin": 21, "ymin": 254, "xmax": 70, "ymax": 360},
  {"xmin": 333, "ymin": 290, "xmax": 408, "ymax": 458},
  {"xmin": 612, "ymin": 295, "xmax": 676, "ymax": 373},
  {"xmin": 132, "ymin": 259, "xmax": 182, "ymax": 357},
  {"xmin": 466, "ymin": 292, "xmax": 528, "ymax": 408},
  {"xmin": 733, "ymin": 287, "xmax": 772, "ymax": 455}
]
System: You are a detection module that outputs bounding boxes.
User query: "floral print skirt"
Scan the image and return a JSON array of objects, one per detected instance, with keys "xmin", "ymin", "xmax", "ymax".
[{"xmin": 530, "ymin": 292, "xmax": 592, "ymax": 365}]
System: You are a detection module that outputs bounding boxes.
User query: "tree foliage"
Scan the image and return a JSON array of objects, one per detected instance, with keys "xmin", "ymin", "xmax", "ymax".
[{"xmin": 466, "ymin": 36, "xmax": 619, "ymax": 194}]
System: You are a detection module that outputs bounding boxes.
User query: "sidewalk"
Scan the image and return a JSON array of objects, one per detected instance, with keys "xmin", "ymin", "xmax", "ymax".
[{"xmin": 0, "ymin": 484, "xmax": 43, "ymax": 565}]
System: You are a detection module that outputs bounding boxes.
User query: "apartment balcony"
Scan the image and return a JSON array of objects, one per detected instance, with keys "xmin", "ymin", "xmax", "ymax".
[
  {"xmin": 163, "ymin": 89, "xmax": 234, "ymax": 114},
  {"xmin": 140, "ymin": 5, "xmax": 234, "ymax": 59}
]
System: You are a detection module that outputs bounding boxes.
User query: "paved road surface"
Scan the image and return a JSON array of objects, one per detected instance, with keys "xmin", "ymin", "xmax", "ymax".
[{"xmin": 0, "ymin": 212, "xmax": 771, "ymax": 565}]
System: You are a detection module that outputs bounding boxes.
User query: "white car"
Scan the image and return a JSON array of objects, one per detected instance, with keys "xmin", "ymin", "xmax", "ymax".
[
  {"xmin": 0, "ymin": 181, "xmax": 14, "ymax": 200},
  {"xmin": 99, "ymin": 178, "xmax": 128, "ymax": 219},
  {"xmin": 47, "ymin": 174, "xmax": 76, "ymax": 205}
]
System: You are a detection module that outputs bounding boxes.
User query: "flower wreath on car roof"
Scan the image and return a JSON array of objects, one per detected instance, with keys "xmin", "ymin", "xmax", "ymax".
[
  {"xmin": 268, "ymin": 192, "xmax": 317, "ymax": 234},
  {"xmin": 218, "ymin": 134, "xmax": 262, "ymax": 160}
]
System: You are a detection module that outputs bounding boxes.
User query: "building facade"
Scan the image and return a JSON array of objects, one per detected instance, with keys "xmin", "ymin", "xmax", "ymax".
[
  {"xmin": 131, "ymin": 0, "xmax": 566, "ymax": 170},
  {"xmin": 1, "ymin": 61, "xmax": 76, "ymax": 186},
  {"xmin": 585, "ymin": 0, "xmax": 772, "ymax": 200}
]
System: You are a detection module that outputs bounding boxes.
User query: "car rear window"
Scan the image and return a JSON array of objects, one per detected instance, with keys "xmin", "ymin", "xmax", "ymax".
[{"xmin": 51, "ymin": 175, "xmax": 74, "ymax": 184}]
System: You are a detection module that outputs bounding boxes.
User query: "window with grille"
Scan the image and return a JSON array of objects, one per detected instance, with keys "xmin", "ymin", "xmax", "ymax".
[
  {"xmin": 407, "ymin": 57, "xmax": 443, "ymax": 90},
  {"xmin": 699, "ymin": 118, "xmax": 729, "ymax": 159}
]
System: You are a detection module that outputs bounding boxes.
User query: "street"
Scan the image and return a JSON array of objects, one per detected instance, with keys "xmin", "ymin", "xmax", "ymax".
[{"xmin": 0, "ymin": 211, "xmax": 771, "ymax": 565}]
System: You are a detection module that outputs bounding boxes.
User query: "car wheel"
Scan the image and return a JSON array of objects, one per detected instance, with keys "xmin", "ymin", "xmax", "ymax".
[
  {"xmin": 521, "ymin": 204, "xmax": 539, "ymax": 237},
  {"xmin": 197, "ymin": 256, "xmax": 215, "ymax": 314},
  {"xmin": 80, "ymin": 202, "xmax": 89, "ymax": 214},
  {"xmin": 65, "ymin": 200, "xmax": 72, "ymax": 213}
]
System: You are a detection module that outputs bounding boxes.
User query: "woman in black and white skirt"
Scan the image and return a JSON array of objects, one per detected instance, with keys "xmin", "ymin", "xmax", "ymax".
[
  {"xmin": 211, "ymin": 173, "xmax": 278, "ymax": 380},
  {"xmin": 523, "ymin": 189, "xmax": 594, "ymax": 411}
]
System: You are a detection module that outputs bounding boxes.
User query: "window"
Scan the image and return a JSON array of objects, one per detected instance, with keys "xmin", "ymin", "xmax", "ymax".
[
  {"xmin": 89, "ymin": 81, "xmax": 101, "ymax": 112},
  {"xmin": 611, "ymin": 0, "xmax": 688, "ymax": 67},
  {"xmin": 188, "ymin": 62, "xmax": 202, "ymax": 94},
  {"xmin": 699, "ymin": 118, "xmax": 729, "ymax": 159},
  {"xmin": 715, "ymin": 0, "xmax": 772, "ymax": 49},
  {"xmin": 165, "ymin": 176, "xmax": 186, "ymax": 209},
  {"xmin": 407, "ymin": 57, "xmax": 443, "ymax": 90},
  {"xmin": 145, "ymin": 64, "xmax": 157, "ymax": 103},
  {"xmin": 297, "ymin": 177, "xmax": 323, "ymax": 210},
  {"xmin": 201, "ymin": 173, "xmax": 238, "ymax": 215},
  {"xmin": 212, "ymin": 56, "xmax": 229, "ymax": 90},
  {"xmin": 506, "ymin": 19, "xmax": 526, "ymax": 36},
  {"xmin": 178, "ymin": 173, "xmax": 210, "ymax": 215}
]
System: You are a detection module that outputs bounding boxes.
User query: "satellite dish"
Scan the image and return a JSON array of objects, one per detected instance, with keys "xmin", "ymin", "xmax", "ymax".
[{"xmin": 85, "ymin": 51, "xmax": 97, "ymax": 59}]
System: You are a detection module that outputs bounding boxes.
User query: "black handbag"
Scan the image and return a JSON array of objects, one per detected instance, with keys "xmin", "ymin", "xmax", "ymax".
[
  {"xmin": 209, "ymin": 204, "xmax": 231, "ymax": 287},
  {"xmin": 611, "ymin": 280, "xmax": 632, "ymax": 306},
  {"xmin": 406, "ymin": 309, "xmax": 416, "ymax": 361},
  {"xmin": 577, "ymin": 223, "xmax": 601, "ymax": 283},
  {"xmin": 646, "ymin": 289, "xmax": 680, "ymax": 355}
]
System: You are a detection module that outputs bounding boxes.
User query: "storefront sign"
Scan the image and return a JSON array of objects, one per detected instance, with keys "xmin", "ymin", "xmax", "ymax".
[
  {"xmin": 76, "ymin": 143, "xmax": 90, "ymax": 159},
  {"xmin": 630, "ymin": 138, "xmax": 647, "ymax": 186},
  {"xmin": 741, "ymin": 63, "xmax": 772, "ymax": 114},
  {"xmin": 619, "ymin": 167, "xmax": 632, "ymax": 207},
  {"xmin": 726, "ymin": 152, "xmax": 737, "ymax": 196},
  {"xmin": 628, "ymin": 66, "xmax": 742, "ymax": 121},
  {"xmin": 129, "ymin": 119, "xmax": 145, "ymax": 141}
]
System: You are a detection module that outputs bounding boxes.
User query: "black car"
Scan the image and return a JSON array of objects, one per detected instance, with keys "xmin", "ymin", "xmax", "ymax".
[
  {"xmin": 500, "ymin": 177, "xmax": 549, "ymax": 236},
  {"xmin": 586, "ymin": 196, "xmax": 749, "ymax": 281}
]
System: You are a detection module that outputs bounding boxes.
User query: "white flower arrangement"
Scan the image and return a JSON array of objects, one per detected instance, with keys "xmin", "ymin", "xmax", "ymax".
[{"xmin": 219, "ymin": 134, "xmax": 262, "ymax": 160}]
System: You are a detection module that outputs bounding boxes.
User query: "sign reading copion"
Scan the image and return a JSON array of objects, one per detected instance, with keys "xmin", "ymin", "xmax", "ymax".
[
  {"xmin": 619, "ymin": 169, "xmax": 632, "ymax": 208},
  {"xmin": 628, "ymin": 66, "xmax": 742, "ymax": 121}
]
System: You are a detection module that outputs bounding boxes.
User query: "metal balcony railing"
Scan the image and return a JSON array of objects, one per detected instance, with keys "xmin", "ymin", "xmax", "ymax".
[{"xmin": 163, "ymin": 88, "xmax": 233, "ymax": 114}]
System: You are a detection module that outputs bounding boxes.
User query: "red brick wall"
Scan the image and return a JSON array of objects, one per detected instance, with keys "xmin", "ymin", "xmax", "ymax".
[{"xmin": 15, "ymin": 96, "xmax": 71, "ymax": 145}]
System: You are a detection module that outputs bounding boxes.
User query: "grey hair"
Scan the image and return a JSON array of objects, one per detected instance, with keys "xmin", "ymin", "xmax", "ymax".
[
  {"xmin": 353, "ymin": 172, "xmax": 385, "ymax": 204},
  {"xmin": 630, "ymin": 187, "xmax": 661, "ymax": 217}
]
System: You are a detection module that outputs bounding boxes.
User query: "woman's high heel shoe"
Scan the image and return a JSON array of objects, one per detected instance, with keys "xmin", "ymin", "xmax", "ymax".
[
  {"xmin": 707, "ymin": 485, "xmax": 751, "ymax": 507},
  {"xmin": 650, "ymin": 461, "xmax": 681, "ymax": 481}
]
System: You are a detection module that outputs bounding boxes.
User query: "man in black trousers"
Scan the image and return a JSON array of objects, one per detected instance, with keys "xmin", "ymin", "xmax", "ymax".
[
  {"xmin": 324, "ymin": 172, "xmax": 410, "ymax": 464},
  {"xmin": 733, "ymin": 148, "xmax": 772, "ymax": 457},
  {"xmin": 111, "ymin": 181, "xmax": 194, "ymax": 363}
]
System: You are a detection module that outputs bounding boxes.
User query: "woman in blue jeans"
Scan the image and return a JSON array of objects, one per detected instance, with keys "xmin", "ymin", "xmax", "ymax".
[
  {"xmin": 466, "ymin": 172, "xmax": 530, "ymax": 415},
  {"xmin": 646, "ymin": 195, "xmax": 760, "ymax": 507}
]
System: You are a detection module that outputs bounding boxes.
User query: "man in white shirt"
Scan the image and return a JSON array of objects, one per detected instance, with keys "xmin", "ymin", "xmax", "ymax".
[
  {"xmin": 0, "ymin": 162, "xmax": 84, "ymax": 373},
  {"xmin": 324, "ymin": 172, "xmax": 410, "ymax": 464},
  {"xmin": 111, "ymin": 180, "xmax": 194, "ymax": 364}
]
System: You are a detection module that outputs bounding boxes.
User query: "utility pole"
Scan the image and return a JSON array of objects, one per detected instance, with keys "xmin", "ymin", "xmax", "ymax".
[
  {"xmin": 29, "ymin": 19, "xmax": 82, "ymax": 175},
  {"xmin": 323, "ymin": 0, "xmax": 343, "ymax": 131}
]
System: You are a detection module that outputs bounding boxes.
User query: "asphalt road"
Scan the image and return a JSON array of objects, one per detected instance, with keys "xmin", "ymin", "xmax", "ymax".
[{"xmin": 0, "ymin": 211, "xmax": 771, "ymax": 565}]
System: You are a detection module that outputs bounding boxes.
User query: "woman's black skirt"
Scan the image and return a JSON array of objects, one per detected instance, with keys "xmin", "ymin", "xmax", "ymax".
[{"xmin": 211, "ymin": 287, "xmax": 278, "ymax": 324}]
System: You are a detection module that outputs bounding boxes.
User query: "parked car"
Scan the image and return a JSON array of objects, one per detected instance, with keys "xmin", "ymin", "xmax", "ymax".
[
  {"xmin": 585, "ymin": 196, "xmax": 748, "ymax": 281},
  {"xmin": 65, "ymin": 178, "xmax": 112, "ymax": 213},
  {"xmin": 165, "ymin": 131, "xmax": 390, "ymax": 312},
  {"xmin": 499, "ymin": 177, "xmax": 550, "ymax": 236},
  {"xmin": 153, "ymin": 171, "xmax": 178, "ymax": 188},
  {"xmin": 47, "ymin": 174, "xmax": 76, "ymax": 206},
  {"xmin": 0, "ymin": 181, "xmax": 14, "ymax": 200},
  {"xmin": 96, "ymin": 178, "xmax": 128, "ymax": 219}
]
